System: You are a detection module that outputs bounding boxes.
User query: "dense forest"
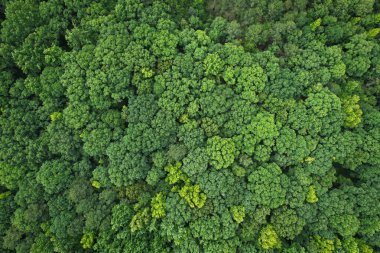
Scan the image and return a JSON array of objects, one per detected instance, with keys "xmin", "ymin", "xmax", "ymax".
[{"xmin": 0, "ymin": 0, "xmax": 379, "ymax": 252}]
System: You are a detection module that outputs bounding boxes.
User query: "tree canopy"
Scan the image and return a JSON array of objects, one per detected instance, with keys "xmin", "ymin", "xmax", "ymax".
[{"xmin": 0, "ymin": 0, "xmax": 379, "ymax": 252}]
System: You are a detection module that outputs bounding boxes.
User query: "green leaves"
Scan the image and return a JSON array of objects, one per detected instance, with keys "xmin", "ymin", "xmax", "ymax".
[
  {"xmin": 258, "ymin": 225, "xmax": 281, "ymax": 250},
  {"xmin": 271, "ymin": 207, "xmax": 305, "ymax": 240},
  {"xmin": 306, "ymin": 185, "xmax": 318, "ymax": 203},
  {"xmin": 310, "ymin": 18, "xmax": 322, "ymax": 31},
  {"xmin": 107, "ymin": 146, "xmax": 150, "ymax": 187},
  {"xmin": 206, "ymin": 136, "xmax": 236, "ymax": 170},
  {"xmin": 80, "ymin": 232, "xmax": 94, "ymax": 249},
  {"xmin": 230, "ymin": 206, "xmax": 245, "ymax": 224},
  {"xmin": 236, "ymin": 65, "xmax": 267, "ymax": 102},
  {"xmin": 203, "ymin": 53, "xmax": 224, "ymax": 76},
  {"xmin": 247, "ymin": 163, "xmax": 288, "ymax": 209},
  {"xmin": 342, "ymin": 95, "xmax": 363, "ymax": 128},
  {"xmin": 130, "ymin": 207, "xmax": 150, "ymax": 233},
  {"xmin": 36, "ymin": 160, "xmax": 72, "ymax": 195},
  {"xmin": 151, "ymin": 192, "xmax": 166, "ymax": 219},
  {"xmin": 178, "ymin": 183, "xmax": 207, "ymax": 208},
  {"xmin": 240, "ymin": 111, "xmax": 278, "ymax": 160},
  {"xmin": 164, "ymin": 162, "xmax": 185, "ymax": 185},
  {"xmin": 1, "ymin": 0, "xmax": 379, "ymax": 252},
  {"xmin": 164, "ymin": 162, "xmax": 207, "ymax": 208}
]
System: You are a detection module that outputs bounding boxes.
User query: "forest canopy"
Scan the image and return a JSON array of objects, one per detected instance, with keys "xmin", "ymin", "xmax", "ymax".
[{"xmin": 0, "ymin": 0, "xmax": 380, "ymax": 252}]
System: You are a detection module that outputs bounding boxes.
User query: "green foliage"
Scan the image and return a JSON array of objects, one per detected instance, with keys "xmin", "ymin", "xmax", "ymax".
[
  {"xmin": 130, "ymin": 207, "xmax": 150, "ymax": 233},
  {"xmin": 36, "ymin": 160, "xmax": 73, "ymax": 195},
  {"xmin": 367, "ymin": 28, "xmax": 380, "ymax": 38},
  {"xmin": 164, "ymin": 162, "xmax": 207, "ymax": 208},
  {"xmin": 0, "ymin": 191, "xmax": 11, "ymax": 200},
  {"xmin": 80, "ymin": 232, "xmax": 94, "ymax": 249},
  {"xmin": 0, "ymin": 0, "xmax": 379, "ymax": 252},
  {"xmin": 271, "ymin": 206, "xmax": 305, "ymax": 240},
  {"xmin": 247, "ymin": 163, "xmax": 288, "ymax": 209},
  {"xmin": 151, "ymin": 192, "xmax": 166, "ymax": 219},
  {"xmin": 230, "ymin": 205, "xmax": 245, "ymax": 224},
  {"xmin": 91, "ymin": 180, "xmax": 101, "ymax": 189},
  {"xmin": 178, "ymin": 183, "xmax": 207, "ymax": 208},
  {"xmin": 306, "ymin": 185, "xmax": 319, "ymax": 203},
  {"xmin": 203, "ymin": 53, "xmax": 224, "ymax": 76},
  {"xmin": 258, "ymin": 225, "xmax": 281, "ymax": 250},
  {"xmin": 164, "ymin": 162, "xmax": 186, "ymax": 185},
  {"xmin": 206, "ymin": 136, "xmax": 236, "ymax": 170},
  {"xmin": 342, "ymin": 95, "xmax": 363, "ymax": 128},
  {"xmin": 49, "ymin": 112, "xmax": 62, "ymax": 121},
  {"xmin": 307, "ymin": 235, "xmax": 336, "ymax": 253},
  {"xmin": 310, "ymin": 18, "xmax": 322, "ymax": 31}
]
